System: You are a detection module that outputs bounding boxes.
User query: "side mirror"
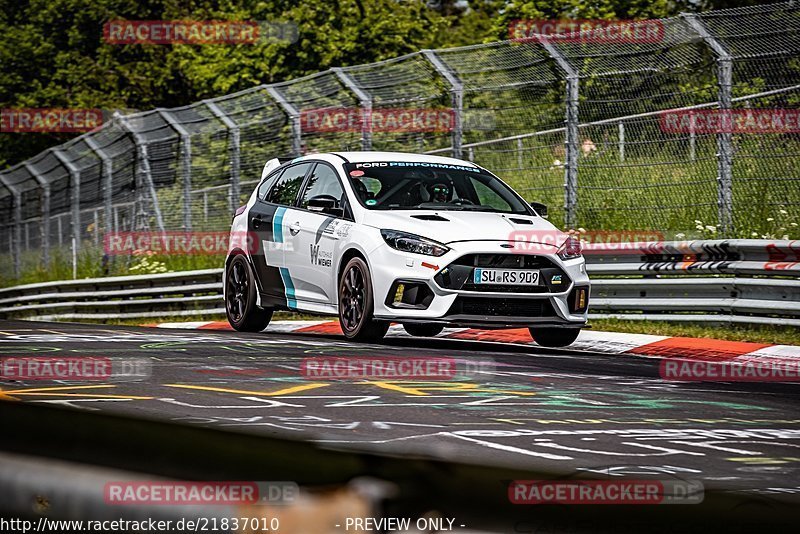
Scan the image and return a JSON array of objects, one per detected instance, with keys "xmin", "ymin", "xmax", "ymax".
[
  {"xmin": 529, "ymin": 201, "xmax": 548, "ymax": 219},
  {"xmin": 308, "ymin": 195, "xmax": 344, "ymax": 218}
]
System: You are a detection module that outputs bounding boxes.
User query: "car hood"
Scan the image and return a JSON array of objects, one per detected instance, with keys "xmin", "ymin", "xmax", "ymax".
[{"xmin": 361, "ymin": 210, "xmax": 566, "ymax": 248}]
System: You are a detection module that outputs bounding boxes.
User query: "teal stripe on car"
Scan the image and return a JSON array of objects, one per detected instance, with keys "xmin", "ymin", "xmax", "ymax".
[{"xmin": 272, "ymin": 207, "xmax": 296, "ymax": 308}]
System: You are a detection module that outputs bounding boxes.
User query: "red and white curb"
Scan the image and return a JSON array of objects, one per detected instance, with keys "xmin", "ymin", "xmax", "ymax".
[{"xmin": 143, "ymin": 320, "xmax": 800, "ymax": 366}]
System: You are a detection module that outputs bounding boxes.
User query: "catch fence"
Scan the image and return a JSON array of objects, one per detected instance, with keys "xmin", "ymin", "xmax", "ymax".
[{"xmin": 1, "ymin": 2, "xmax": 799, "ymax": 279}]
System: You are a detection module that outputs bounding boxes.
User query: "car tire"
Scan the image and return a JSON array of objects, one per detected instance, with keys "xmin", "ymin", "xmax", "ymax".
[
  {"xmin": 339, "ymin": 256, "xmax": 389, "ymax": 342},
  {"xmin": 403, "ymin": 324, "xmax": 445, "ymax": 337},
  {"xmin": 225, "ymin": 254, "xmax": 272, "ymax": 332},
  {"xmin": 528, "ymin": 327, "xmax": 581, "ymax": 347}
]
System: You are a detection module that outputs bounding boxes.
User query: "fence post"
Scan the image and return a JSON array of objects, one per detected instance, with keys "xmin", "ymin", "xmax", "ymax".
[
  {"xmin": 157, "ymin": 109, "xmax": 192, "ymax": 231},
  {"xmin": 682, "ymin": 13, "xmax": 734, "ymax": 235},
  {"xmin": 52, "ymin": 149, "xmax": 81, "ymax": 258},
  {"xmin": 332, "ymin": 67, "xmax": 373, "ymax": 151},
  {"xmin": 205, "ymin": 100, "xmax": 241, "ymax": 211},
  {"xmin": 24, "ymin": 163, "xmax": 50, "ymax": 268},
  {"xmin": 618, "ymin": 121, "xmax": 625, "ymax": 162},
  {"xmin": 538, "ymin": 37, "xmax": 580, "ymax": 228},
  {"xmin": 116, "ymin": 113, "xmax": 166, "ymax": 233},
  {"xmin": 84, "ymin": 136, "xmax": 114, "ymax": 241},
  {"xmin": 266, "ymin": 86, "xmax": 303, "ymax": 156},
  {"xmin": 0, "ymin": 173, "xmax": 21, "ymax": 277},
  {"xmin": 423, "ymin": 50, "xmax": 463, "ymax": 160}
]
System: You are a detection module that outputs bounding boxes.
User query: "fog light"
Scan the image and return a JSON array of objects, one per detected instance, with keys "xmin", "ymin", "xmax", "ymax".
[
  {"xmin": 569, "ymin": 286, "xmax": 589, "ymax": 313},
  {"xmin": 577, "ymin": 288, "xmax": 587, "ymax": 310},
  {"xmin": 386, "ymin": 280, "xmax": 434, "ymax": 310},
  {"xmin": 393, "ymin": 283, "xmax": 405, "ymax": 305}
]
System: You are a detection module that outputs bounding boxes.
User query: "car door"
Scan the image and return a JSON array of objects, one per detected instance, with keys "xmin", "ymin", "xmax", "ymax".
[
  {"xmin": 247, "ymin": 162, "xmax": 312, "ymax": 308},
  {"xmin": 282, "ymin": 162, "xmax": 351, "ymax": 307}
]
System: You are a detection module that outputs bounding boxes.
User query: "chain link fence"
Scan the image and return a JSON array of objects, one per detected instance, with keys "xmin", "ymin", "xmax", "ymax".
[{"xmin": 1, "ymin": 2, "xmax": 799, "ymax": 280}]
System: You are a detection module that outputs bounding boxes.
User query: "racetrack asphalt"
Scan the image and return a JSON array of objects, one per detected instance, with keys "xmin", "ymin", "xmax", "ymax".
[{"xmin": 1, "ymin": 319, "xmax": 800, "ymax": 518}]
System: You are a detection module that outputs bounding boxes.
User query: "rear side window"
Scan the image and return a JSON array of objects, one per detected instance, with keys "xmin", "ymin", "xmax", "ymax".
[
  {"xmin": 265, "ymin": 163, "xmax": 311, "ymax": 206},
  {"xmin": 258, "ymin": 169, "xmax": 283, "ymax": 200}
]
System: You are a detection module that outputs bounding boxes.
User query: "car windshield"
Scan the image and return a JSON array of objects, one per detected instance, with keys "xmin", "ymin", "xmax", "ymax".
[{"xmin": 343, "ymin": 161, "xmax": 530, "ymax": 214}]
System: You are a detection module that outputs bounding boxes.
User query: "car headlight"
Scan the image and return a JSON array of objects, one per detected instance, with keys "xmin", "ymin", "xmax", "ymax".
[
  {"xmin": 381, "ymin": 230, "xmax": 449, "ymax": 257},
  {"xmin": 557, "ymin": 235, "xmax": 583, "ymax": 260}
]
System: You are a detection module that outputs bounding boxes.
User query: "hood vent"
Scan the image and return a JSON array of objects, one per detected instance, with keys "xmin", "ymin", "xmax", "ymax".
[
  {"xmin": 508, "ymin": 217, "xmax": 533, "ymax": 225},
  {"xmin": 411, "ymin": 214, "xmax": 450, "ymax": 222}
]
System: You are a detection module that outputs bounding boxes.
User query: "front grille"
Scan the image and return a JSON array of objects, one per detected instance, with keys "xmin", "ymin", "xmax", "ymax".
[
  {"xmin": 446, "ymin": 297, "xmax": 556, "ymax": 318},
  {"xmin": 450, "ymin": 254, "xmax": 556, "ymax": 269},
  {"xmin": 460, "ymin": 279, "xmax": 549, "ymax": 293},
  {"xmin": 435, "ymin": 254, "xmax": 569, "ymax": 293}
]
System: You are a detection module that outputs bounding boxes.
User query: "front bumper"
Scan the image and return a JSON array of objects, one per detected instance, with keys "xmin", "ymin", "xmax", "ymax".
[{"xmin": 369, "ymin": 241, "xmax": 590, "ymax": 329}]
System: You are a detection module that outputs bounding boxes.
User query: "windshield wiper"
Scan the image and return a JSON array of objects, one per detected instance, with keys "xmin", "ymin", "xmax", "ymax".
[
  {"xmin": 454, "ymin": 205, "xmax": 507, "ymax": 212},
  {"xmin": 410, "ymin": 203, "xmax": 466, "ymax": 210}
]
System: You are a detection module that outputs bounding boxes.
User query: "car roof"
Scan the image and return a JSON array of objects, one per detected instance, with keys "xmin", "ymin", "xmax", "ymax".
[{"xmin": 296, "ymin": 151, "xmax": 480, "ymax": 168}]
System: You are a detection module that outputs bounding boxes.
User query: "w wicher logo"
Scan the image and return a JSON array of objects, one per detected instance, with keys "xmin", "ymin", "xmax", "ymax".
[{"xmin": 310, "ymin": 244, "xmax": 320, "ymax": 264}]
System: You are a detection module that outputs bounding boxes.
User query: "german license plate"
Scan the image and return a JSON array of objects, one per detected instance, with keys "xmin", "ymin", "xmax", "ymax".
[{"xmin": 473, "ymin": 268, "xmax": 539, "ymax": 286}]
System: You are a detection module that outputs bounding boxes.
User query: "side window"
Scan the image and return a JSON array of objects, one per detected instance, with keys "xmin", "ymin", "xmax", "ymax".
[
  {"xmin": 298, "ymin": 163, "xmax": 344, "ymax": 209},
  {"xmin": 265, "ymin": 163, "xmax": 311, "ymax": 206},
  {"xmin": 257, "ymin": 169, "xmax": 284, "ymax": 200}
]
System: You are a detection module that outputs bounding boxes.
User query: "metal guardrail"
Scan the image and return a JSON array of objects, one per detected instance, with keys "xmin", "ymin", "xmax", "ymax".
[
  {"xmin": 586, "ymin": 239, "xmax": 800, "ymax": 326},
  {"xmin": 0, "ymin": 268, "xmax": 224, "ymax": 320},
  {"xmin": 0, "ymin": 240, "xmax": 797, "ymax": 326}
]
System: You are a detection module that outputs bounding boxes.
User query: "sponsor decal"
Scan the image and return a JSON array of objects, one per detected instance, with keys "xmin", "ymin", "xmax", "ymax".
[
  {"xmin": 551, "ymin": 274, "xmax": 562, "ymax": 285},
  {"xmin": 309, "ymin": 243, "xmax": 332, "ymax": 267},
  {"xmin": 322, "ymin": 219, "xmax": 354, "ymax": 239},
  {"xmin": 353, "ymin": 161, "xmax": 480, "ymax": 173},
  {"xmin": 335, "ymin": 223, "xmax": 353, "ymax": 238}
]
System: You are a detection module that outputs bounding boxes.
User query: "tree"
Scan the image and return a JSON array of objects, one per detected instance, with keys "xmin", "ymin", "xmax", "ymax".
[{"xmin": 0, "ymin": 0, "xmax": 453, "ymax": 168}]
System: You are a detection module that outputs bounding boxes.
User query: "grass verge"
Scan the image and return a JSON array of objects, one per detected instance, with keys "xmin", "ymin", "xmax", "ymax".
[{"xmin": 590, "ymin": 318, "xmax": 800, "ymax": 346}]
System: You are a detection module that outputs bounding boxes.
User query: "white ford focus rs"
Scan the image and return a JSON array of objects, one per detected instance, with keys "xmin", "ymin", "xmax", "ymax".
[{"xmin": 225, "ymin": 151, "xmax": 589, "ymax": 346}]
